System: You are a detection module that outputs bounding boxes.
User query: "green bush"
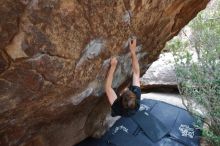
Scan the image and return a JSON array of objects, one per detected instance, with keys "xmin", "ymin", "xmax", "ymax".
[{"xmin": 166, "ymin": 0, "xmax": 220, "ymax": 145}]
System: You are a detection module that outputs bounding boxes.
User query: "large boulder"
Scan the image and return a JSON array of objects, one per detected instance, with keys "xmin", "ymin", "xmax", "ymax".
[
  {"xmin": 0, "ymin": 0, "xmax": 210, "ymax": 146},
  {"xmin": 140, "ymin": 52, "xmax": 178, "ymax": 92}
]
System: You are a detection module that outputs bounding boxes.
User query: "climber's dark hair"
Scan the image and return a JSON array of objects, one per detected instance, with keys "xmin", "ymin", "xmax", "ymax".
[{"xmin": 120, "ymin": 89, "xmax": 137, "ymax": 110}]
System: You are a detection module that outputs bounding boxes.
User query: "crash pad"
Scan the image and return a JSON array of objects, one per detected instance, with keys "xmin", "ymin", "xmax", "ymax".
[
  {"xmin": 169, "ymin": 109, "xmax": 202, "ymax": 146},
  {"xmin": 131, "ymin": 110, "xmax": 169, "ymax": 142},
  {"xmin": 75, "ymin": 99, "xmax": 202, "ymax": 146}
]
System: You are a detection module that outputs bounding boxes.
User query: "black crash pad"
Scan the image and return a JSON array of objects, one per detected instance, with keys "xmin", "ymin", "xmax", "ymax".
[
  {"xmin": 107, "ymin": 130, "xmax": 148, "ymax": 146},
  {"xmin": 169, "ymin": 109, "xmax": 202, "ymax": 146},
  {"xmin": 134, "ymin": 131, "xmax": 186, "ymax": 146},
  {"xmin": 131, "ymin": 110, "xmax": 169, "ymax": 142},
  {"xmin": 75, "ymin": 138, "xmax": 110, "ymax": 146},
  {"xmin": 134, "ymin": 130, "xmax": 157, "ymax": 146},
  {"xmin": 139, "ymin": 99, "xmax": 157, "ymax": 112},
  {"xmin": 102, "ymin": 117, "xmax": 139, "ymax": 141},
  {"xmin": 150, "ymin": 101, "xmax": 180, "ymax": 132},
  {"xmin": 75, "ymin": 99, "xmax": 202, "ymax": 146},
  {"xmin": 155, "ymin": 137, "xmax": 186, "ymax": 146}
]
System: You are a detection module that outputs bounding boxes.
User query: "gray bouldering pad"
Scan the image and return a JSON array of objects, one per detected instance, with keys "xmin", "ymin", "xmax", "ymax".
[
  {"xmin": 75, "ymin": 99, "xmax": 202, "ymax": 146},
  {"xmin": 131, "ymin": 110, "xmax": 169, "ymax": 142}
]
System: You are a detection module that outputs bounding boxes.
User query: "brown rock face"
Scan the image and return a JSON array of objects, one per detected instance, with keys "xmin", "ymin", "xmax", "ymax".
[{"xmin": 0, "ymin": 0, "xmax": 209, "ymax": 146}]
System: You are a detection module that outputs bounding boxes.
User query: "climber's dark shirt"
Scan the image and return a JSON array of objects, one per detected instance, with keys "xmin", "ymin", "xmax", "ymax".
[{"xmin": 111, "ymin": 85, "xmax": 141, "ymax": 117}]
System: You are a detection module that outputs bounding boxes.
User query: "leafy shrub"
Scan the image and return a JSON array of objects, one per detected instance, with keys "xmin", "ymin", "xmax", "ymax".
[{"xmin": 166, "ymin": 0, "xmax": 220, "ymax": 145}]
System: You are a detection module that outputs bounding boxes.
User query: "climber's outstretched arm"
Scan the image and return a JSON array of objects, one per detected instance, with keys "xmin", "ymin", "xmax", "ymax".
[
  {"xmin": 105, "ymin": 57, "xmax": 118, "ymax": 105},
  {"xmin": 130, "ymin": 39, "xmax": 140, "ymax": 87}
]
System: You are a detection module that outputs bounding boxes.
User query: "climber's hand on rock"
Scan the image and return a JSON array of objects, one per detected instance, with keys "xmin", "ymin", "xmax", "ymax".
[
  {"xmin": 110, "ymin": 57, "xmax": 118, "ymax": 67},
  {"xmin": 129, "ymin": 38, "xmax": 136, "ymax": 54}
]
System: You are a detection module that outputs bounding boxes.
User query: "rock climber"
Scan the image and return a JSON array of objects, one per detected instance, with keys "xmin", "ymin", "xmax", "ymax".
[{"xmin": 105, "ymin": 38, "xmax": 141, "ymax": 117}]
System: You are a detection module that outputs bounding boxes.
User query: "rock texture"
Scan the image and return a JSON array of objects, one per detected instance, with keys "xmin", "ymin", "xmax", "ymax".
[
  {"xmin": 141, "ymin": 52, "xmax": 178, "ymax": 92},
  {"xmin": 0, "ymin": 0, "xmax": 210, "ymax": 146}
]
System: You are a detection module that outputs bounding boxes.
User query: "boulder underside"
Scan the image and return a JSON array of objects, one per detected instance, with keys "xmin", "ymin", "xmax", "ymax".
[{"xmin": 0, "ymin": 0, "xmax": 209, "ymax": 146}]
